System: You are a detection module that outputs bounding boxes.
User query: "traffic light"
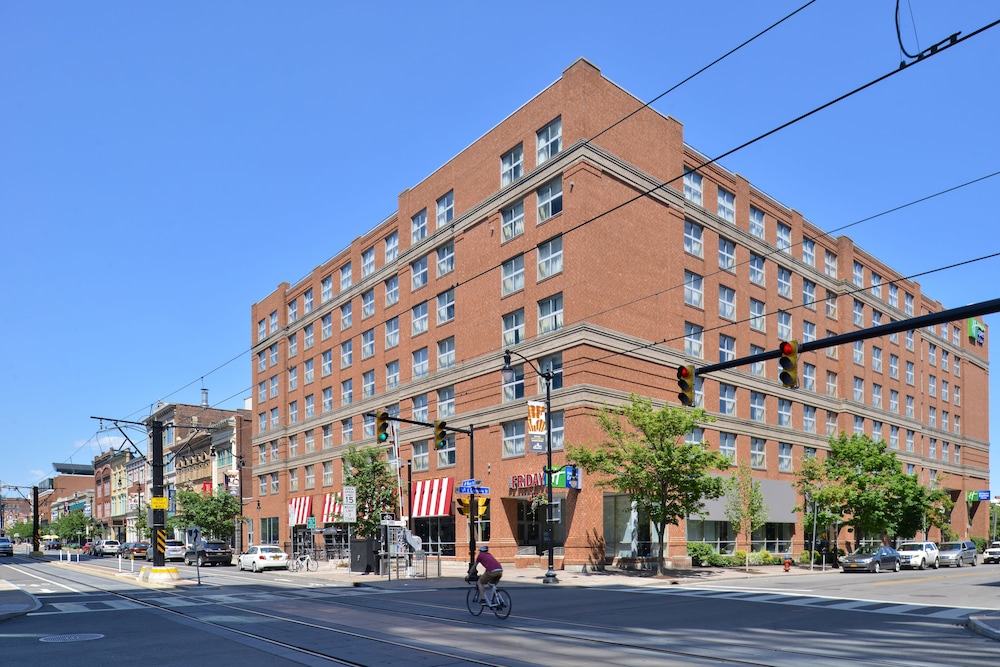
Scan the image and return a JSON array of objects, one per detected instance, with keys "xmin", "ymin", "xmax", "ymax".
[
  {"xmin": 473, "ymin": 497, "xmax": 489, "ymax": 519},
  {"xmin": 434, "ymin": 420, "xmax": 447, "ymax": 450},
  {"xmin": 376, "ymin": 411, "xmax": 390, "ymax": 443},
  {"xmin": 779, "ymin": 340, "xmax": 799, "ymax": 388},
  {"xmin": 456, "ymin": 498, "xmax": 470, "ymax": 516},
  {"xmin": 456, "ymin": 497, "xmax": 488, "ymax": 518},
  {"xmin": 676, "ymin": 365, "xmax": 695, "ymax": 406}
]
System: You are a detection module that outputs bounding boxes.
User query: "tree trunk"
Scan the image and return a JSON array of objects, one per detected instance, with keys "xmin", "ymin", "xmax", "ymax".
[{"xmin": 656, "ymin": 521, "xmax": 668, "ymax": 576}]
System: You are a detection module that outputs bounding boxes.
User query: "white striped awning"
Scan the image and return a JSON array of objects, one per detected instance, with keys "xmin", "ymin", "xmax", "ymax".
[
  {"xmin": 321, "ymin": 492, "xmax": 343, "ymax": 523},
  {"xmin": 288, "ymin": 496, "xmax": 313, "ymax": 526},
  {"xmin": 411, "ymin": 478, "xmax": 454, "ymax": 518}
]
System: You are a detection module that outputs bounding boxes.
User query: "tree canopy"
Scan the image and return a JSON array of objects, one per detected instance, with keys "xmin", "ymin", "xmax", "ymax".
[
  {"xmin": 567, "ymin": 394, "xmax": 728, "ymax": 575},
  {"xmin": 342, "ymin": 445, "xmax": 397, "ymax": 539},
  {"xmin": 724, "ymin": 460, "xmax": 768, "ymax": 568},
  {"xmin": 169, "ymin": 488, "xmax": 241, "ymax": 540}
]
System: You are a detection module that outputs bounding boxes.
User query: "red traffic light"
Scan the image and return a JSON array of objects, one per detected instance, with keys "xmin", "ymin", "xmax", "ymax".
[
  {"xmin": 779, "ymin": 341, "xmax": 794, "ymax": 356},
  {"xmin": 676, "ymin": 364, "xmax": 695, "ymax": 406}
]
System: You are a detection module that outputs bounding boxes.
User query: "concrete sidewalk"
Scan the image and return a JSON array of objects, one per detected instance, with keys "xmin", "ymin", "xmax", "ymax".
[{"xmin": 3, "ymin": 554, "xmax": 998, "ymax": 640}]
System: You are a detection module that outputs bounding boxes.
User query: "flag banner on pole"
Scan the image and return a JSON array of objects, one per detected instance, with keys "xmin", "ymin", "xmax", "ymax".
[{"xmin": 527, "ymin": 400, "xmax": 547, "ymax": 452}]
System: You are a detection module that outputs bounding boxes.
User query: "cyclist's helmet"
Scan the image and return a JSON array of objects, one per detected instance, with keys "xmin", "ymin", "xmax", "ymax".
[{"xmin": 479, "ymin": 545, "xmax": 489, "ymax": 552}]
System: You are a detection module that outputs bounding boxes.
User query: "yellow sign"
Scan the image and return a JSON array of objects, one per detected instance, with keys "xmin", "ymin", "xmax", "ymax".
[{"xmin": 150, "ymin": 497, "xmax": 169, "ymax": 510}]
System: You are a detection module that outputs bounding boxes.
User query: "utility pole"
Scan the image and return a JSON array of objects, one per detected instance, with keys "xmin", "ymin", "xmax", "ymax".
[{"xmin": 151, "ymin": 420, "xmax": 165, "ymax": 567}]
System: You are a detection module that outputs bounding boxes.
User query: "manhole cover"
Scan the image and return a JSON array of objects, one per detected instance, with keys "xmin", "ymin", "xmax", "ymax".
[{"xmin": 40, "ymin": 634, "xmax": 104, "ymax": 643}]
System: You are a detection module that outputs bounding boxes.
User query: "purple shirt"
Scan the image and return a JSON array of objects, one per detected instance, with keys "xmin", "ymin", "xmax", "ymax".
[{"xmin": 476, "ymin": 551, "xmax": 502, "ymax": 572}]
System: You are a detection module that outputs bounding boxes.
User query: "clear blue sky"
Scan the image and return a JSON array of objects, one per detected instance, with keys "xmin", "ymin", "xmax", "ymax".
[{"xmin": 2, "ymin": 1, "xmax": 998, "ymax": 497}]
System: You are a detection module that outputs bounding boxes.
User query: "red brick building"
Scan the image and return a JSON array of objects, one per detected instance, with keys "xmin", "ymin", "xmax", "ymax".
[{"xmin": 250, "ymin": 59, "xmax": 990, "ymax": 568}]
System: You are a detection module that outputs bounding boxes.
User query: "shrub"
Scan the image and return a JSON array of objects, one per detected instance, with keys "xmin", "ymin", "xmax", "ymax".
[
  {"xmin": 707, "ymin": 552, "xmax": 733, "ymax": 567},
  {"xmin": 687, "ymin": 542, "xmax": 715, "ymax": 566},
  {"xmin": 971, "ymin": 537, "xmax": 987, "ymax": 553}
]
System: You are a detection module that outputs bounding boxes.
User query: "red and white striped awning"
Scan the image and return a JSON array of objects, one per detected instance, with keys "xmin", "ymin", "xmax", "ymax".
[
  {"xmin": 288, "ymin": 496, "xmax": 313, "ymax": 526},
  {"xmin": 321, "ymin": 492, "xmax": 342, "ymax": 523},
  {"xmin": 411, "ymin": 478, "xmax": 454, "ymax": 518}
]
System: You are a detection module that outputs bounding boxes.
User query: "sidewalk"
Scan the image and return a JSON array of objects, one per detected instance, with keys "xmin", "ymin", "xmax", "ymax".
[{"xmin": 3, "ymin": 555, "xmax": 998, "ymax": 640}]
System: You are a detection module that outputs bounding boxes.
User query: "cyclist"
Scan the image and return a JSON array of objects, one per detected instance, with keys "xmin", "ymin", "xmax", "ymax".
[{"xmin": 469, "ymin": 545, "xmax": 503, "ymax": 606}]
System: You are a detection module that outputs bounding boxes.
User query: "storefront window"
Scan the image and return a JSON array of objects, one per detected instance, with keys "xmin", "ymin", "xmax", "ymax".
[
  {"xmin": 412, "ymin": 517, "xmax": 455, "ymax": 556},
  {"xmin": 603, "ymin": 494, "xmax": 652, "ymax": 560}
]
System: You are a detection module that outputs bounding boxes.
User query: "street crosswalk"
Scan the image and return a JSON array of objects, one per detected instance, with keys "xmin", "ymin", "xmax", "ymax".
[{"xmin": 603, "ymin": 585, "xmax": 978, "ymax": 619}]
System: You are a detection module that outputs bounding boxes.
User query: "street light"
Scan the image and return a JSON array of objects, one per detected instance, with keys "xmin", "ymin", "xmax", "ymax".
[{"xmin": 502, "ymin": 349, "xmax": 559, "ymax": 584}]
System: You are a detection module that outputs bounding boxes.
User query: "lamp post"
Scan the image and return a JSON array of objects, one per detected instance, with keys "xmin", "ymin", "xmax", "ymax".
[{"xmin": 502, "ymin": 349, "xmax": 558, "ymax": 584}]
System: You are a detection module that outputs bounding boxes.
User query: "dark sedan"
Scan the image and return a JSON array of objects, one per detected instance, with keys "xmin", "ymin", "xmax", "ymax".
[
  {"xmin": 122, "ymin": 542, "xmax": 150, "ymax": 558},
  {"xmin": 841, "ymin": 545, "xmax": 901, "ymax": 573}
]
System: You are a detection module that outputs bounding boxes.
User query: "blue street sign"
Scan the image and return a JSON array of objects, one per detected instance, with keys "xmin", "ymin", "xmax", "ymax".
[
  {"xmin": 979, "ymin": 490, "xmax": 991, "ymax": 501},
  {"xmin": 456, "ymin": 485, "xmax": 490, "ymax": 495}
]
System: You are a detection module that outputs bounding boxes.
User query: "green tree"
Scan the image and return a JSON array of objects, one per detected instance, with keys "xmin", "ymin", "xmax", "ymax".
[
  {"xmin": 6, "ymin": 521, "xmax": 33, "ymax": 540},
  {"xmin": 51, "ymin": 510, "xmax": 92, "ymax": 545},
  {"xmin": 343, "ymin": 445, "xmax": 397, "ymax": 539},
  {"xmin": 567, "ymin": 394, "xmax": 727, "ymax": 576},
  {"xmin": 169, "ymin": 488, "xmax": 241, "ymax": 541},
  {"xmin": 134, "ymin": 502, "xmax": 151, "ymax": 540},
  {"xmin": 724, "ymin": 460, "xmax": 768, "ymax": 570}
]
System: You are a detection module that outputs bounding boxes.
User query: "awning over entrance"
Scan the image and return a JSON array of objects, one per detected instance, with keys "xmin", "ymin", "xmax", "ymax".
[
  {"xmin": 321, "ymin": 492, "xmax": 342, "ymax": 523},
  {"xmin": 411, "ymin": 478, "xmax": 454, "ymax": 518},
  {"xmin": 288, "ymin": 495, "xmax": 313, "ymax": 526}
]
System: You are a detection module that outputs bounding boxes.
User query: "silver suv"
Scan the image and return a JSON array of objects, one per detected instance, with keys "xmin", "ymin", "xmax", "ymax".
[
  {"xmin": 95, "ymin": 539, "xmax": 121, "ymax": 557},
  {"xmin": 0, "ymin": 535, "xmax": 13, "ymax": 557},
  {"xmin": 896, "ymin": 541, "xmax": 939, "ymax": 570},
  {"xmin": 937, "ymin": 540, "xmax": 977, "ymax": 567},
  {"xmin": 145, "ymin": 539, "xmax": 186, "ymax": 562}
]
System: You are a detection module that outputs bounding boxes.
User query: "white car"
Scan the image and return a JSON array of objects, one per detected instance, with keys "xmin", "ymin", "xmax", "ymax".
[
  {"xmin": 984, "ymin": 542, "xmax": 1000, "ymax": 564},
  {"xmin": 896, "ymin": 541, "xmax": 939, "ymax": 570},
  {"xmin": 237, "ymin": 545, "xmax": 289, "ymax": 572}
]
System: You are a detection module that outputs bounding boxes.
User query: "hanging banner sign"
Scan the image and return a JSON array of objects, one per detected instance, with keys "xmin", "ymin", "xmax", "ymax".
[{"xmin": 527, "ymin": 401, "xmax": 547, "ymax": 452}]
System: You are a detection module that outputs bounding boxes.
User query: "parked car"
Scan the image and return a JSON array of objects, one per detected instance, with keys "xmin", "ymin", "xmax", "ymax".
[
  {"xmin": 237, "ymin": 545, "xmax": 290, "ymax": 572},
  {"xmin": 81, "ymin": 541, "xmax": 94, "ymax": 555},
  {"xmin": 94, "ymin": 539, "xmax": 121, "ymax": 557},
  {"xmin": 184, "ymin": 540, "xmax": 233, "ymax": 567},
  {"xmin": 937, "ymin": 541, "xmax": 977, "ymax": 567},
  {"xmin": 146, "ymin": 539, "xmax": 186, "ymax": 562},
  {"xmin": 896, "ymin": 541, "xmax": 939, "ymax": 570},
  {"xmin": 122, "ymin": 542, "xmax": 150, "ymax": 558},
  {"xmin": 841, "ymin": 545, "xmax": 901, "ymax": 573},
  {"xmin": 983, "ymin": 541, "xmax": 1000, "ymax": 564},
  {"xmin": 43, "ymin": 539, "xmax": 62, "ymax": 550},
  {"xmin": 0, "ymin": 536, "xmax": 13, "ymax": 557}
]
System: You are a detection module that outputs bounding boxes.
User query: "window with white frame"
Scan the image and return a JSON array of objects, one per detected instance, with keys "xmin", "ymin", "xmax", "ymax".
[
  {"xmin": 341, "ymin": 379, "xmax": 353, "ymax": 405},
  {"xmin": 304, "ymin": 430, "xmax": 315, "ymax": 453},
  {"xmin": 824, "ymin": 250, "xmax": 837, "ymax": 278},
  {"xmin": 825, "ymin": 290, "xmax": 838, "ymax": 319},
  {"xmin": 538, "ymin": 352, "xmax": 563, "ymax": 390},
  {"xmin": 684, "ymin": 220, "xmax": 703, "ymax": 257},
  {"xmin": 502, "ymin": 420, "xmax": 526, "ymax": 458},
  {"xmin": 718, "ymin": 237, "xmax": 736, "ymax": 272},
  {"xmin": 385, "ymin": 231, "xmax": 398, "ymax": 262},
  {"xmin": 778, "ymin": 399, "xmax": 792, "ymax": 427},
  {"xmin": 751, "ymin": 344, "xmax": 765, "ymax": 377},
  {"xmin": 888, "ymin": 283, "xmax": 898, "ymax": 308},
  {"xmin": 386, "ymin": 360, "xmax": 399, "ymax": 390},
  {"xmin": 750, "ymin": 392, "xmax": 765, "ymax": 422},
  {"xmin": 779, "ymin": 443, "xmax": 793, "ymax": 471},
  {"xmin": 501, "ymin": 200, "xmax": 524, "ymax": 242},
  {"xmin": 437, "ymin": 336, "xmax": 455, "ymax": 369},
  {"xmin": 433, "ymin": 242, "xmax": 454, "ymax": 279},
  {"xmin": 871, "ymin": 273, "xmax": 882, "ymax": 298},
  {"xmin": 873, "ymin": 383, "xmax": 882, "ymax": 408},
  {"xmin": 718, "ymin": 187, "xmax": 735, "ymax": 222},
  {"xmin": 954, "ymin": 386, "xmax": 960, "ymax": 407},
  {"xmin": 288, "ymin": 366, "xmax": 298, "ymax": 391},
  {"xmin": 928, "ymin": 374, "xmax": 936, "ymax": 397},
  {"xmin": 954, "ymin": 414, "xmax": 960, "ymax": 434},
  {"xmin": 928, "ymin": 343, "xmax": 937, "ymax": 366},
  {"xmin": 853, "ymin": 300, "xmax": 864, "ymax": 327},
  {"xmin": 802, "ymin": 238, "xmax": 815, "ymax": 266},
  {"xmin": 941, "ymin": 441, "xmax": 949, "ymax": 461},
  {"xmin": 361, "ymin": 329, "xmax": 374, "ymax": 359},
  {"xmin": 438, "ymin": 386, "xmax": 455, "ymax": 419},
  {"xmin": 412, "ymin": 347, "xmax": 429, "ymax": 378},
  {"xmin": 304, "ymin": 358, "xmax": 314, "ymax": 383},
  {"xmin": 719, "ymin": 285, "xmax": 735, "ymax": 320},
  {"xmin": 383, "ymin": 316, "xmax": 399, "ymax": 349},
  {"xmin": 270, "ymin": 407, "xmax": 279, "ymax": 429},
  {"xmin": 803, "ymin": 320, "xmax": 816, "ymax": 343},
  {"xmin": 288, "ymin": 300, "xmax": 298, "ymax": 324},
  {"xmin": 322, "ymin": 387, "xmax": 333, "ymax": 412},
  {"xmin": 750, "ymin": 299, "xmax": 765, "ymax": 331},
  {"xmin": 751, "ymin": 437, "xmax": 766, "ymax": 468},
  {"xmin": 502, "ymin": 363, "xmax": 523, "ymax": 403},
  {"xmin": 322, "ymin": 424, "xmax": 333, "ymax": 449},
  {"xmin": 412, "ymin": 301, "xmax": 428, "ymax": 335},
  {"xmin": 749, "ymin": 206, "xmax": 765, "ymax": 239},
  {"xmin": 872, "ymin": 310, "xmax": 882, "ymax": 327},
  {"xmin": 537, "ymin": 177, "xmax": 563, "ymax": 222},
  {"xmin": 437, "ymin": 433, "xmax": 456, "ymax": 468},
  {"xmin": 853, "ymin": 340, "xmax": 864, "ymax": 365},
  {"xmin": 340, "ymin": 340, "xmax": 353, "ymax": 368},
  {"xmin": 537, "ymin": 235, "xmax": 563, "ymax": 280},
  {"xmin": 436, "ymin": 190, "xmax": 454, "ymax": 228},
  {"xmin": 361, "ymin": 247, "xmax": 375, "ymax": 277},
  {"xmin": 853, "ymin": 415, "xmax": 864, "ymax": 435},
  {"xmin": 802, "ymin": 362, "xmax": 816, "ymax": 391},
  {"xmin": 954, "ymin": 356, "xmax": 960, "ymax": 376},
  {"xmin": 777, "ymin": 222, "xmax": 792, "ymax": 253},
  {"xmin": 683, "ymin": 168, "xmax": 702, "ymax": 205},
  {"xmin": 852, "ymin": 261, "xmax": 863, "ymax": 287},
  {"xmin": 341, "ymin": 418, "xmax": 353, "ymax": 443},
  {"xmin": 384, "ymin": 275, "xmax": 399, "ymax": 307},
  {"xmin": 890, "ymin": 390, "xmax": 899, "ymax": 413},
  {"xmin": 941, "ymin": 350, "xmax": 949, "ymax": 372},
  {"xmin": 826, "ymin": 412, "xmax": 838, "ymax": 436},
  {"xmin": 719, "ymin": 432, "xmax": 736, "ymax": 461},
  {"xmin": 905, "ymin": 292, "xmax": 913, "ymax": 315},
  {"xmin": 719, "ymin": 334, "xmax": 735, "ymax": 362},
  {"xmin": 684, "ymin": 322, "xmax": 703, "ymax": 358},
  {"xmin": 269, "ymin": 344, "xmax": 278, "ymax": 366},
  {"xmin": 719, "ymin": 383, "xmax": 736, "ymax": 415},
  {"xmin": 501, "ymin": 255, "xmax": 524, "ymax": 295},
  {"xmin": 288, "ymin": 400, "xmax": 298, "ymax": 423},
  {"xmin": 826, "ymin": 371, "xmax": 838, "ymax": 397},
  {"xmin": 269, "ymin": 310, "xmax": 278, "ymax": 334},
  {"xmin": 257, "ymin": 351, "xmax": 266, "ymax": 372},
  {"xmin": 340, "ymin": 263, "xmax": 352, "ymax": 291},
  {"xmin": 537, "ymin": 117, "xmax": 561, "ymax": 164},
  {"xmin": 684, "ymin": 271, "xmax": 703, "ymax": 308},
  {"xmin": 411, "ymin": 209, "xmax": 427, "ymax": 244},
  {"xmin": 803, "ymin": 405, "xmax": 816, "ymax": 433},
  {"xmin": 890, "ymin": 354, "xmax": 899, "ymax": 379},
  {"xmin": 853, "ymin": 377, "xmax": 864, "ymax": 402},
  {"xmin": 952, "ymin": 325, "xmax": 960, "ymax": 345},
  {"xmin": 777, "ymin": 310, "xmax": 792, "ymax": 341},
  {"xmin": 411, "ymin": 255, "xmax": 428, "ymax": 291},
  {"xmin": 906, "ymin": 329, "xmax": 913, "ymax": 351},
  {"xmin": 410, "ymin": 440, "xmax": 428, "ymax": 472},
  {"xmin": 321, "ymin": 350, "xmax": 332, "ymax": 377},
  {"xmin": 412, "ymin": 394, "xmax": 428, "ymax": 423},
  {"xmin": 270, "ymin": 375, "xmax": 279, "ymax": 398},
  {"xmin": 437, "ymin": 288, "xmax": 455, "ymax": 324},
  {"xmin": 778, "ymin": 267, "xmax": 792, "ymax": 298},
  {"xmin": 906, "ymin": 395, "xmax": 914, "ymax": 418},
  {"xmin": 339, "ymin": 303, "xmax": 352, "ymax": 331},
  {"xmin": 501, "ymin": 143, "xmax": 523, "ymax": 186},
  {"xmin": 872, "ymin": 346, "xmax": 882, "ymax": 372},
  {"xmin": 538, "ymin": 293, "xmax": 563, "ymax": 334},
  {"xmin": 749, "ymin": 254, "xmax": 765, "ymax": 285},
  {"xmin": 502, "ymin": 309, "xmax": 524, "ymax": 347},
  {"xmin": 802, "ymin": 280, "xmax": 816, "ymax": 310}
]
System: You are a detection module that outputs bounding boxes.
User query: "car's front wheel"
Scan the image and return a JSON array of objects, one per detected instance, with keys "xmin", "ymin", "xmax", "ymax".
[
  {"xmin": 932, "ymin": 558, "xmax": 939, "ymax": 569},
  {"xmin": 893, "ymin": 559, "xmax": 900, "ymax": 572},
  {"xmin": 873, "ymin": 561, "xmax": 881, "ymax": 574}
]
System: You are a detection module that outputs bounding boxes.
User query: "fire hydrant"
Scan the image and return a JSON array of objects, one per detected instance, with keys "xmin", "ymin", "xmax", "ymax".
[{"xmin": 783, "ymin": 553, "xmax": 792, "ymax": 572}]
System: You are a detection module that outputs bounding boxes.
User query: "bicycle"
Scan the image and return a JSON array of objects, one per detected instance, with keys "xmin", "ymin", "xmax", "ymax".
[
  {"xmin": 466, "ymin": 575, "xmax": 511, "ymax": 619},
  {"xmin": 287, "ymin": 552, "xmax": 318, "ymax": 573}
]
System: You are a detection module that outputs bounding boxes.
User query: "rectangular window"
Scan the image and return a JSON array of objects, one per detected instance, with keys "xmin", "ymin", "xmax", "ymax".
[
  {"xmin": 340, "ymin": 340, "xmax": 353, "ymax": 368},
  {"xmin": 537, "ymin": 176, "xmax": 563, "ymax": 222},
  {"xmin": 385, "ymin": 360, "xmax": 399, "ymax": 390},
  {"xmin": 304, "ymin": 358, "xmax": 314, "ymax": 384},
  {"xmin": 890, "ymin": 354, "xmax": 899, "ymax": 379},
  {"xmin": 749, "ymin": 254, "xmax": 765, "ymax": 285},
  {"xmin": 751, "ymin": 344, "xmax": 765, "ymax": 377},
  {"xmin": 288, "ymin": 469, "xmax": 298, "ymax": 492},
  {"xmin": 269, "ymin": 344, "xmax": 278, "ymax": 366},
  {"xmin": 322, "ymin": 313, "xmax": 333, "ymax": 340},
  {"xmin": 906, "ymin": 329, "xmax": 914, "ymax": 351},
  {"xmin": 751, "ymin": 438, "xmax": 766, "ymax": 468},
  {"xmin": 502, "ymin": 363, "xmax": 524, "ymax": 403},
  {"xmin": 362, "ymin": 247, "xmax": 375, "ymax": 277},
  {"xmin": 340, "ymin": 303, "xmax": 352, "ymax": 330},
  {"xmin": 890, "ymin": 390, "xmax": 899, "ymax": 413},
  {"xmin": 719, "ymin": 334, "xmax": 735, "ymax": 362},
  {"xmin": 826, "ymin": 412, "xmax": 838, "ymax": 436},
  {"xmin": 803, "ymin": 320, "xmax": 816, "ymax": 343},
  {"xmin": 719, "ymin": 432, "xmax": 737, "ymax": 461},
  {"xmin": 872, "ymin": 346, "xmax": 882, "ymax": 372},
  {"xmin": 941, "ymin": 350, "xmax": 949, "ymax": 372},
  {"xmin": 411, "ymin": 255, "xmax": 428, "ymax": 291},
  {"xmin": 826, "ymin": 371, "xmax": 838, "ymax": 397},
  {"xmin": 340, "ymin": 263, "xmax": 352, "ymax": 291},
  {"xmin": 269, "ymin": 310, "xmax": 278, "ymax": 334},
  {"xmin": 341, "ymin": 418, "xmax": 353, "ymax": 443},
  {"xmin": 803, "ymin": 405, "xmax": 816, "ymax": 433},
  {"xmin": 802, "ymin": 238, "xmax": 815, "ymax": 266},
  {"xmin": 411, "ymin": 209, "xmax": 427, "ymax": 244},
  {"xmin": 536, "ymin": 117, "xmax": 562, "ymax": 164},
  {"xmin": 824, "ymin": 250, "xmax": 837, "ymax": 278},
  {"xmin": 928, "ymin": 343, "xmax": 937, "ymax": 366},
  {"xmin": 322, "ymin": 387, "xmax": 333, "ymax": 412},
  {"xmin": 321, "ymin": 350, "xmax": 333, "ymax": 377},
  {"xmin": 777, "ymin": 311, "xmax": 792, "ymax": 341},
  {"xmin": 802, "ymin": 363, "xmax": 816, "ymax": 391},
  {"xmin": 502, "ymin": 255, "xmax": 525, "ymax": 295},
  {"xmin": 684, "ymin": 220, "xmax": 703, "ymax": 258},
  {"xmin": 501, "ymin": 200, "xmax": 524, "ymax": 242},
  {"xmin": 853, "ymin": 377, "xmax": 864, "ymax": 402},
  {"xmin": 288, "ymin": 401, "xmax": 298, "ymax": 423},
  {"xmin": 538, "ymin": 294, "xmax": 563, "ymax": 335},
  {"xmin": 385, "ymin": 231, "xmax": 398, "ymax": 262},
  {"xmin": 322, "ymin": 424, "xmax": 333, "ymax": 449},
  {"xmin": 411, "ymin": 301, "xmax": 428, "ymax": 335},
  {"xmin": 778, "ymin": 399, "xmax": 792, "ymax": 428},
  {"xmin": 501, "ymin": 144, "xmax": 523, "ymax": 186},
  {"xmin": 825, "ymin": 290, "xmax": 838, "ymax": 319},
  {"xmin": 537, "ymin": 236, "xmax": 563, "ymax": 280},
  {"xmin": 385, "ymin": 316, "xmax": 399, "ymax": 349},
  {"xmin": 803, "ymin": 280, "xmax": 816, "ymax": 310},
  {"xmin": 412, "ymin": 394, "xmax": 428, "ymax": 423},
  {"xmin": 683, "ymin": 169, "xmax": 703, "ymax": 205},
  {"xmin": 906, "ymin": 395, "xmax": 914, "ymax": 418},
  {"xmin": 750, "ymin": 392, "xmax": 765, "ymax": 422},
  {"xmin": 412, "ymin": 441, "xmax": 429, "ymax": 472},
  {"xmin": 776, "ymin": 223, "xmax": 791, "ymax": 254},
  {"xmin": 889, "ymin": 284, "xmax": 898, "ymax": 308},
  {"xmin": 853, "ymin": 261, "xmax": 864, "ymax": 287},
  {"xmin": 684, "ymin": 271, "xmax": 703, "ymax": 308},
  {"xmin": 749, "ymin": 206, "xmax": 765, "ymax": 239},
  {"xmin": 853, "ymin": 340, "xmax": 864, "ymax": 365},
  {"xmin": 361, "ymin": 329, "xmax": 375, "ymax": 359},
  {"xmin": 436, "ymin": 190, "xmax": 454, "ymax": 228},
  {"xmin": 502, "ymin": 309, "xmax": 525, "ymax": 347},
  {"xmin": 502, "ymin": 420, "xmax": 526, "ymax": 458},
  {"xmin": 289, "ymin": 367, "xmax": 300, "ymax": 392},
  {"xmin": 303, "ymin": 288, "xmax": 313, "ymax": 314},
  {"xmin": 928, "ymin": 374, "xmax": 936, "ymax": 397},
  {"xmin": 777, "ymin": 267, "xmax": 792, "ymax": 298},
  {"xmin": 305, "ymin": 430, "xmax": 315, "ymax": 453},
  {"xmin": 853, "ymin": 300, "xmax": 864, "ymax": 326},
  {"xmin": 719, "ymin": 383, "xmax": 736, "ymax": 415},
  {"xmin": 890, "ymin": 426, "xmax": 899, "ymax": 449},
  {"xmin": 905, "ymin": 293, "xmax": 914, "ymax": 316},
  {"xmin": 438, "ymin": 386, "xmax": 455, "ymax": 419},
  {"xmin": 436, "ymin": 241, "xmax": 454, "ymax": 278},
  {"xmin": 270, "ymin": 375, "xmax": 279, "ymax": 398},
  {"xmin": 873, "ymin": 384, "xmax": 882, "ymax": 409},
  {"xmin": 719, "ymin": 285, "xmax": 735, "ymax": 320},
  {"xmin": 288, "ymin": 300, "xmax": 298, "ymax": 323},
  {"xmin": 437, "ymin": 336, "xmax": 455, "ymax": 369},
  {"xmin": 436, "ymin": 288, "xmax": 455, "ymax": 325},
  {"xmin": 270, "ymin": 407, "xmax": 279, "ymax": 429},
  {"xmin": 873, "ymin": 421, "xmax": 882, "ymax": 442},
  {"xmin": 412, "ymin": 347, "xmax": 429, "ymax": 378},
  {"xmin": 437, "ymin": 433, "xmax": 456, "ymax": 468},
  {"xmin": 257, "ymin": 351, "xmax": 266, "ymax": 372},
  {"xmin": 341, "ymin": 379, "xmax": 353, "ymax": 405},
  {"xmin": 718, "ymin": 237, "xmax": 736, "ymax": 272},
  {"xmin": 871, "ymin": 273, "xmax": 882, "ymax": 298},
  {"xmin": 750, "ymin": 299, "xmax": 765, "ymax": 332},
  {"xmin": 854, "ymin": 416, "xmax": 864, "ymax": 435},
  {"xmin": 717, "ymin": 187, "xmax": 735, "ymax": 222},
  {"xmin": 385, "ymin": 275, "xmax": 399, "ymax": 306},
  {"xmin": 779, "ymin": 443, "xmax": 793, "ymax": 472},
  {"xmin": 684, "ymin": 322, "xmax": 704, "ymax": 358}
]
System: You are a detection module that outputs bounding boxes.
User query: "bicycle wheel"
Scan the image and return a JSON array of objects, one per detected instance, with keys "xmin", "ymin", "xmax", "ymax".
[
  {"xmin": 492, "ymin": 588, "xmax": 512, "ymax": 619},
  {"xmin": 306, "ymin": 556, "xmax": 318, "ymax": 572},
  {"xmin": 466, "ymin": 588, "xmax": 484, "ymax": 616},
  {"xmin": 288, "ymin": 558, "xmax": 300, "ymax": 573}
]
